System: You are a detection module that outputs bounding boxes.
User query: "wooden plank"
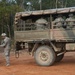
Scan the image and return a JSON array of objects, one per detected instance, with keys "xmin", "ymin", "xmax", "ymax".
[
  {"xmin": 21, "ymin": 12, "xmax": 32, "ymax": 17},
  {"xmin": 14, "ymin": 30, "xmax": 49, "ymax": 42},
  {"xmin": 15, "ymin": 7, "xmax": 75, "ymax": 17},
  {"xmin": 52, "ymin": 29, "xmax": 75, "ymax": 40},
  {"xmin": 32, "ymin": 10, "xmax": 44, "ymax": 15}
]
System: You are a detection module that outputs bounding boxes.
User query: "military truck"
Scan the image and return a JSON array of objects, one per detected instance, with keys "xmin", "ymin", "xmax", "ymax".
[{"xmin": 14, "ymin": 7, "xmax": 75, "ymax": 66}]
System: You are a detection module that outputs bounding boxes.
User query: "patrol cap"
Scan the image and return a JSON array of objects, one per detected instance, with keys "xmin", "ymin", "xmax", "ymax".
[
  {"xmin": 69, "ymin": 14, "xmax": 73, "ymax": 17},
  {"xmin": 1, "ymin": 33, "xmax": 6, "ymax": 36},
  {"xmin": 57, "ymin": 14, "xmax": 62, "ymax": 17}
]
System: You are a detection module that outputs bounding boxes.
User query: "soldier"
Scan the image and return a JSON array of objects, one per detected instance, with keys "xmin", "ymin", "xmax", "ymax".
[
  {"xmin": 0, "ymin": 33, "xmax": 11, "ymax": 66},
  {"xmin": 53, "ymin": 15, "xmax": 64, "ymax": 28},
  {"xmin": 66, "ymin": 14, "xmax": 75, "ymax": 28},
  {"xmin": 35, "ymin": 18, "xmax": 48, "ymax": 30}
]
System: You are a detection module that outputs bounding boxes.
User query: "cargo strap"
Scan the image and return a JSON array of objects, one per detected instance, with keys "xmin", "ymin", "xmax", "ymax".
[{"xmin": 15, "ymin": 51, "xmax": 19, "ymax": 58}]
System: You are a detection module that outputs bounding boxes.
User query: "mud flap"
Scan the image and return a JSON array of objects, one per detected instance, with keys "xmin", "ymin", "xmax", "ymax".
[{"xmin": 15, "ymin": 51, "xmax": 19, "ymax": 58}]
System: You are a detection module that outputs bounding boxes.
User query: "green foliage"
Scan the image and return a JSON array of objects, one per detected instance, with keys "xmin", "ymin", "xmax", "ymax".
[
  {"xmin": 0, "ymin": 1, "xmax": 23, "ymax": 38},
  {"xmin": 20, "ymin": 0, "xmax": 75, "ymax": 10}
]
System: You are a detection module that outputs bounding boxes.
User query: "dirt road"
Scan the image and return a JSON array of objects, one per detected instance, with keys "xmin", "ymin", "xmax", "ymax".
[{"xmin": 0, "ymin": 51, "xmax": 75, "ymax": 75}]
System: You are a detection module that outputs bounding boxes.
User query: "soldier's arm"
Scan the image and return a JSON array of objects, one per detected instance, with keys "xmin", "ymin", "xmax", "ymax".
[
  {"xmin": 66, "ymin": 18, "xmax": 75, "ymax": 22},
  {"xmin": 0, "ymin": 40, "xmax": 7, "ymax": 48},
  {"xmin": 53, "ymin": 19, "xmax": 58, "ymax": 24}
]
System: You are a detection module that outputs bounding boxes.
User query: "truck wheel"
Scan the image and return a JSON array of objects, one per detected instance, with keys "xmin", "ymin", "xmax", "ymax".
[
  {"xmin": 34, "ymin": 46, "xmax": 56, "ymax": 66},
  {"xmin": 55, "ymin": 54, "xmax": 64, "ymax": 62}
]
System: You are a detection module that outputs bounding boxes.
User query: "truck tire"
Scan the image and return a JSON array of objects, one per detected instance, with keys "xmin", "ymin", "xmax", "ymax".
[
  {"xmin": 34, "ymin": 46, "xmax": 56, "ymax": 66},
  {"xmin": 55, "ymin": 54, "xmax": 64, "ymax": 62}
]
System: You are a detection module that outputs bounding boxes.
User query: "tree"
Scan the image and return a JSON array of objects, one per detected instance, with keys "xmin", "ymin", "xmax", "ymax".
[{"xmin": 0, "ymin": 0, "xmax": 23, "ymax": 38}]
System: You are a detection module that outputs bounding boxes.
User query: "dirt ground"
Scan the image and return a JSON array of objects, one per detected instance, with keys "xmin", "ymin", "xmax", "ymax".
[{"xmin": 0, "ymin": 51, "xmax": 75, "ymax": 75}]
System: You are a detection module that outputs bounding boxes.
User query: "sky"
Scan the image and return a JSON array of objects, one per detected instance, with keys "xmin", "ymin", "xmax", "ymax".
[
  {"xmin": 6, "ymin": 0, "xmax": 16, "ymax": 3},
  {"xmin": 0, "ymin": 0, "xmax": 16, "ymax": 3}
]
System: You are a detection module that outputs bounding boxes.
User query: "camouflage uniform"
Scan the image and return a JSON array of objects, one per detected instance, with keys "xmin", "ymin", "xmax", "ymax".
[
  {"xmin": 35, "ymin": 18, "xmax": 48, "ymax": 30},
  {"xmin": 0, "ymin": 34, "xmax": 11, "ymax": 66},
  {"xmin": 66, "ymin": 14, "xmax": 75, "ymax": 28},
  {"xmin": 53, "ymin": 15, "xmax": 64, "ymax": 28}
]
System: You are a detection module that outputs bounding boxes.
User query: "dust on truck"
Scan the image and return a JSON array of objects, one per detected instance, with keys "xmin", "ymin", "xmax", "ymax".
[{"xmin": 14, "ymin": 7, "xmax": 75, "ymax": 66}]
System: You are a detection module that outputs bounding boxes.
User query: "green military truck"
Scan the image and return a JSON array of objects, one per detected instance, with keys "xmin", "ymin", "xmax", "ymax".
[{"xmin": 14, "ymin": 7, "xmax": 75, "ymax": 66}]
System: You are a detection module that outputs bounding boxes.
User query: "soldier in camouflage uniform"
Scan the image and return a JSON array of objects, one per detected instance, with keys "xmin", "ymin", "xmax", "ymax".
[
  {"xmin": 53, "ymin": 15, "xmax": 64, "ymax": 28},
  {"xmin": 35, "ymin": 18, "xmax": 48, "ymax": 30},
  {"xmin": 66, "ymin": 14, "xmax": 75, "ymax": 28},
  {"xmin": 0, "ymin": 33, "xmax": 11, "ymax": 66}
]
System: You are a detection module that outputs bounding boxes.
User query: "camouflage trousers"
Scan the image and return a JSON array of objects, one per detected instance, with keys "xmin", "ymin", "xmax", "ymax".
[{"xmin": 4, "ymin": 49, "xmax": 10, "ymax": 65}]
